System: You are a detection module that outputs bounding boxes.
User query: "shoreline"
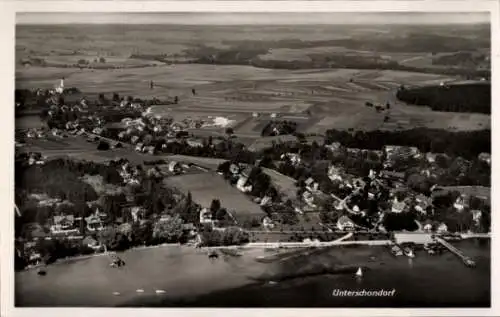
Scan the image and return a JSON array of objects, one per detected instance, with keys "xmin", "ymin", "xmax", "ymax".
[
  {"xmin": 20, "ymin": 234, "xmax": 490, "ymax": 272},
  {"xmin": 21, "ymin": 242, "xmax": 183, "ymax": 272},
  {"xmin": 15, "ymin": 239, "xmax": 490, "ymax": 307}
]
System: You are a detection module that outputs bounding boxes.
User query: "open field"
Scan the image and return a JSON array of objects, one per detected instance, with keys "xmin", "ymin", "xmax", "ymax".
[
  {"xmin": 17, "ymin": 135, "xmax": 151, "ymax": 165},
  {"xmin": 164, "ymin": 172, "xmax": 265, "ymax": 220},
  {"xmin": 15, "ymin": 115, "xmax": 46, "ymax": 130},
  {"xmin": 161, "ymin": 154, "xmax": 227, "ymax": 170},
  {"xmin": 248, "ymin": 135, "xmax": 299, "ymax": 152},
  {"xmin": 262, "ymin": 167, "xmax": 298, "ymax": 200},
  {"xmin": 16, "ymin": 23, "xmax": 490, "ymax": 138},
  {"xmin": 435, "ymin": 186, "xmax": 490, "ymax": 201},
  {"xmin": 17, "ymin": 64, "xmax": 490, "ymax": 136}
]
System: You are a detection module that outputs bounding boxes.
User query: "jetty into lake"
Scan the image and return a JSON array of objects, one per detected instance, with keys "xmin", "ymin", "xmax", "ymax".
[{"xmin": 434, "ymin": 236, "xmax": 476, "ymax": 268}]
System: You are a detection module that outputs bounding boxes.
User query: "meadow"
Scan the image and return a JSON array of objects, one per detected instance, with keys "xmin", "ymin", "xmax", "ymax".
[
  {"xmin": 164, "ymin": 172, "xmax": 265, "ymax": 221},
  {"xmin": 16, "ymin": 23, "xmax": 491, "ymax": 139}
]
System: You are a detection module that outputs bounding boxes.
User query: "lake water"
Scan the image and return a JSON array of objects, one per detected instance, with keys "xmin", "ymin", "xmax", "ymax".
[
  {"xmin": 130, "ymin": 239, "xmax": 490, "ymax": 308},
  {"xmin": 15, "ymin": 239, "xmax": 490, "ymax": 307}
]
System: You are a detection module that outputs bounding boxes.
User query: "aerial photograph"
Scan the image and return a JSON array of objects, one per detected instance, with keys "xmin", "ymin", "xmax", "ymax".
[{"xmin": 14, "ymin": 12, "xmax": 491, "ymax": 307}]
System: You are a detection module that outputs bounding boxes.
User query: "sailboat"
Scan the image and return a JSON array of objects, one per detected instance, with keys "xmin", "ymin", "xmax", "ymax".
[
  {"xmin": 355, "ymin": 267, "xmax": 363, "ymax": 278},
  {"xmin": 403, "ymin": 247, "xmax": 415, "ymax": 258}
]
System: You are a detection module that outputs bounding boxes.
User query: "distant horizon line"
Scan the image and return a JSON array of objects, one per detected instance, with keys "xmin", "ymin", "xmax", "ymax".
[{"xmin": 16, "ymin": 12, "xmax": 490, "ymax": 25}]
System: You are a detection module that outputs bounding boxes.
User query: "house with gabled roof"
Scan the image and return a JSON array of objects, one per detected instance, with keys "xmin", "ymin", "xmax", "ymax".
[{"xmin": 337, "ymin": 215, "xmax": 356, "ymax": 231}]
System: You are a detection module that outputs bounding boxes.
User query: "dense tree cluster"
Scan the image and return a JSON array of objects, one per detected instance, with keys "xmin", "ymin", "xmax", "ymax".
[
  {"xmin": 160, "ymin": 139, "xmax": 257, "ymax": 165},
  {"xmin": 261, "ymin": 120, "xmax": 298, "ymax": 137},
  {"xmin": 200, "ymin": 226, "xmax": 250, "ymax": 246},
  {"xmin": 432, "ymin": 52, "xmax": 490, "ymax": 69},
  {"xmin": 262, "ymin": 200, "xmax": 299, "ymax": 226},
  {"xmin": 325, "ymin": 128, "xmax": 490, "ymax": 160},
  {"xmin": 383, "ymin": 212, "xmax": 419, "ymax": 232},
  {"xmin": 396, "ymin": 83, "xmax": 490, "ymax": 114}
]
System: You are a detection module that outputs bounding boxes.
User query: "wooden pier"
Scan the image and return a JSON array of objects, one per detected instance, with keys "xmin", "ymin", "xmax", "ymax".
[{"xmin": 434, "ymin": 236, "xmax": 476, "ymax": 267}]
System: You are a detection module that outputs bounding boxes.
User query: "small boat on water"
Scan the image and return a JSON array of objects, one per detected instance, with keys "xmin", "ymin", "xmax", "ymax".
[
  {"xmin": 112, "ymin": 292, "xmax": 121, "ymax": 296},
  {"xmin": 465, "ymin": 258, "xmax": 476, "ymax": 268},
  {"xmin": 208, "ymin": 251, "xmax": 219, "ymax": 259},
  {"xmin": 403, "ymin": 247, "xmax": 415, "ymax": 258},
  {"xmin": 155, "ymin": 289, "xmax": 166, "ymax": 294},
  {"xmin": 37, "ymin": 268, "xmax": 46, "ymax": 276},
  {"xmin": 355, "ymin": 267, "xmax": 363, "ymax": 278},
  {"xmin": 390, "ymin": 245, "xmax": 403, "ymax": 256},
  {"xmin": 136, "ymin": 289, "xmax": 145, "ymax": 293}
]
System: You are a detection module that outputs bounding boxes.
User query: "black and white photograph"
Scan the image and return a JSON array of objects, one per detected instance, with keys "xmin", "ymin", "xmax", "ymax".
[{"xmin": 10, "ymin": 8, "xmax": 493, "ymax": 311}]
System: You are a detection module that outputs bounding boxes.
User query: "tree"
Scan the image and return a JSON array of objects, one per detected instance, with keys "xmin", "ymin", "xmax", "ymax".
[
  {"xmin": 143, "ymin": 134, "xmax": 154, "ymax": 146},
  {"xmin": 217, "ymin": 161, "xmax": 231, "ymax": 175},
  {"xmin": 200, "ymin": 227, "xmax": 223, "ymax": 246},
  {"xmin": 99, "ymin": 57, "xmax": 106, "ymax": 63},
  {"xmin": 210, "ymin": 199, "xmax": 221, "ymax": 216},
  {"xmin": 153, "ymin": 214, "xmax": 184, "ymax": 243},
  {"xmin": 117, "ymin": 223, "xmax": 133, "ymax": 241},
  {"xmin": 225, "ymin": 127, "xmax": 234, "ymax": 137},
  {"xmin": 98, "ymin": 93, "xmax": 108, "ymax": 106},
  {"xmin": 98, "ymin": 227, "xmax": 120, "ymax": 250},
  {"xmin": 407, "ymin": 173, "xmax": 432, "ymax": 194},
  {"xmin": 215, "ymin": 208, "xmax": 227, "ymax": 221},
  {"xmin": 97, "ymin": 141, "xmax": 110, "ymax": 151},
  {"xmin": 383, "ymin": 212, "xmax": 418, "ymax": 232},
  {"xmin": 132, "ymin": 220, "xmax": 153, "ymax": 246},
  {"xmin": 221, "ymin": 227, "xmax": 249, "ymax": 246}
]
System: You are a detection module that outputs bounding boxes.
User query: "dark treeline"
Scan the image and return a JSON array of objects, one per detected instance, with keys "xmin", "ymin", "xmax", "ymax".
[
  {"xmin": 432, "ymin": 51, "xmax": 490, "ymax": 68},
  {"xmin": 396, "ymin": 83, "xmax": 491, "ymax": 114},
  {"xmin": 15, "ymin": 158, "xmax": 123, "ymax": 204},
  {"xmin": 159, "ymin": 138, "xmax": 257, "ymax": 165},
  {"xmin": 128, "ymin": 44, "xmax": 489, "ymax": 78},
  {"xmin": 324, "ymin": 128, "xmax": 490, "ymax": 160},
  {"xmin": 187, "ymin": 55, "xmax": 490, "ymax": 78},
  {"xmin": 221, "ymin": 32, "xmax": 490, "ymax": 54},
  {"xmin": 261, "ymin": 120, "xmax": 298, "ymax": 137}
]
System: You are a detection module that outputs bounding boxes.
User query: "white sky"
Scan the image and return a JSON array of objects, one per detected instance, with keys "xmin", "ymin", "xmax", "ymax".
[{"xmin": 17, "ymin": 12, "xmax": 490, "ymax": 25}]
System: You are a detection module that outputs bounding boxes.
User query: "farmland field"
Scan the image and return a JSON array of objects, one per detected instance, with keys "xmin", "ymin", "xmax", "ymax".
[
  {"xmin": 16, "ymin": 23, "xmax": 491, "ymax": 138},
  {"xmin": 15, "ymin": 115, "xmax": 46, "ymax": 130},
  {"xmin": 160, "ymin": 154, "xmax": 227, "ymax": 170},
  {"xmin": 164, "ymin": 172, "xmax": 265, "ymax": 220},
  {"xmin": 262, "ymin": 168, "xmax": 298, "ymax": 201},
  {"xmin": 16, "ymin": 64, "xmax": 490, "ymax": 135},
  {"xmin": 18, "ymin": 135, "xmax": 151, "ymax": 165}
]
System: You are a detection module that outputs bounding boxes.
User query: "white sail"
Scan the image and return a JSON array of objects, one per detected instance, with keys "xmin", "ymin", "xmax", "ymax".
[{"xmin": 355, "ymin": 267, "xmax": 363, "ymax": 277}]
